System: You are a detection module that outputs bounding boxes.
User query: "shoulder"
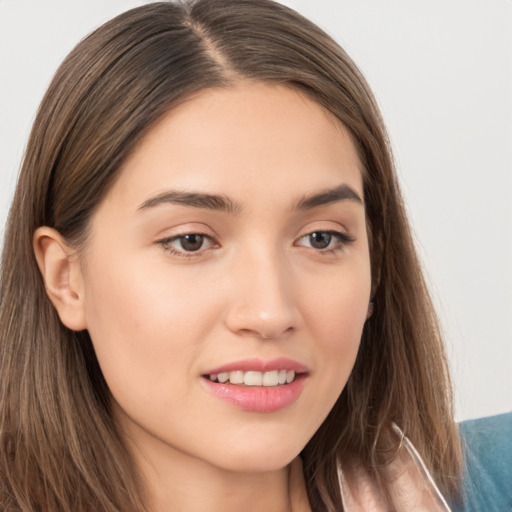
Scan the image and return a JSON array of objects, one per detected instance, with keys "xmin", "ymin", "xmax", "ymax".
[{"xmin": 451, "ymin": 412, "xmax": 512, "ymax": 512}]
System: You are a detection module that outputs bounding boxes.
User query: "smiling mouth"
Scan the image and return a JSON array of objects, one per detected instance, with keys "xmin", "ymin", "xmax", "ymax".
[
  {"xmin": 201, "ymin": 366, "xmax": 307, "ymax": 412},
  {"xmin": 205, "ymin": 369, "xmax": 298, "ymax": 386}
]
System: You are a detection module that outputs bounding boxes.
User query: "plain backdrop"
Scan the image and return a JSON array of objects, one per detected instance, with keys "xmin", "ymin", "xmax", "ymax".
[{"xmin": 0, "ymin": 0, "xmax": 510, "ymax": 421}]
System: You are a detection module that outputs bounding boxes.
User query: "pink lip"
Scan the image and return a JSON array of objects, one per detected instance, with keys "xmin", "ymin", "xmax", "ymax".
[
  {"xmin": 201, "ymin": 375, "xmax": 307, "ymax": 413},
  {"xmin": 201, "ymin": 358, "xmax": 309, "ymax": 413},
  {"xmin": 204, "ymin": 357, "xmax": 308, "ymax": 375}
]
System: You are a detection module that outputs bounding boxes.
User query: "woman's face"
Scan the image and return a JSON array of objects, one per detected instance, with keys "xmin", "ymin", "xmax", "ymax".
[{"xmin": 77, "ymin": 83, "xmax": 371, "ymax": 473}]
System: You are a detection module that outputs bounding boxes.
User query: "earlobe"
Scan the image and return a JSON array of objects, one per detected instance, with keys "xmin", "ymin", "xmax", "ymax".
[{"xmin": 33, "ymin": 227, "xmax": 87, "ymax": 331}]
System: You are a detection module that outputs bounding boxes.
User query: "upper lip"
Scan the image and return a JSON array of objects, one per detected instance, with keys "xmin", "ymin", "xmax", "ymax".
[{"xmin": 203, "ymin": 357, "xmax": 309, "ymax": 375}]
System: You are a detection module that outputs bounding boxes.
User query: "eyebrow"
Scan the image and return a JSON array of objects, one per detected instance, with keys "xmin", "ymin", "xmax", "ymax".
[
  {"xmin": 138, "ymin": 183, "xmax": 363, "ymax": 214},
  {"xmin": 294, "ymin": 184, "xmax": 363, "ymax": 210},
  {"xmin": 138, "ymin": 190, "xmax": 242, "ymax": 214}
]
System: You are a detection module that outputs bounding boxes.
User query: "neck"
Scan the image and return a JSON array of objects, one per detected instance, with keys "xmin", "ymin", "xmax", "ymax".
[
  {"xmin": 124, "ymin": 429, "xmax": 302, "ymax": 512},
  {"xmin": 143, "ymin": 455, "xmax": 292, "ymax": 512}
]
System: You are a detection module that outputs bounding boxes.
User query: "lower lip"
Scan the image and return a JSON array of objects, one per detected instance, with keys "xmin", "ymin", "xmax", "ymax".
[{"xmin": 201, "ymin": 374, "xmax": 307, "ymax": 412}]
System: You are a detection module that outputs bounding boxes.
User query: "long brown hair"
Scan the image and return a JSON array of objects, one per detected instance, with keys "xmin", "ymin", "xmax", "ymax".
[{"xmin": 0, "ymin": 1, "xmax": 461, "ymax": 510}]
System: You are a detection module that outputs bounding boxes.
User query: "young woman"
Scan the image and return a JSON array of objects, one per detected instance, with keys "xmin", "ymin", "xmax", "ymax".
[{"xmin": 0, "ymin": 1, "xmax": 462, "ymax": 510}]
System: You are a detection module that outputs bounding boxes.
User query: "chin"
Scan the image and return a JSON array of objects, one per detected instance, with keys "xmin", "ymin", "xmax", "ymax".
[{"xmin": 209, "ymin": 438, "xmax": 304, "ymax": 474}]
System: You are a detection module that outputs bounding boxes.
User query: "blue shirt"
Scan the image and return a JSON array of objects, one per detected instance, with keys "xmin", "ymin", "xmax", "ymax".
[{"xmin": 451, "ymin": 412, "xmax": 512, "ymax": 511}]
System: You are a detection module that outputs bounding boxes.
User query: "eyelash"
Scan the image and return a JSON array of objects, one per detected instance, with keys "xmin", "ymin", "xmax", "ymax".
[
  {"xmin": 296, "ymin": 230, "xmax": 355, "ymax": 254},
  {"xmin": 157, "ymin": 233, "xmax": 215, "ymax": 259},
  {"xmin": 157, "ymin": 229, "xmax": 355, "ymax": 259}
]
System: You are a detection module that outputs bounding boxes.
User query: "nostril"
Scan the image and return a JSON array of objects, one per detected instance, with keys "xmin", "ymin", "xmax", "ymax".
[
  {"xmin": 259, "ymin": 326, "xmax": 295, "ymax": 340},
  {"xmin": 223, "ymin": 290, "xmax": 300, "ymax": 340}
]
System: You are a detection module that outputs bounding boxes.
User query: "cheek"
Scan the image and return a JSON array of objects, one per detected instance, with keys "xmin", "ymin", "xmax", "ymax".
[
  {"xmin": 81, "ymin": 254, "xmax": 221, "ymax": 401},
  {"xmin": 304, "ymin": 256, "xmax": 371, "ymax": 344},
  {"xmin": 301, "ymin": 260, "xmax": 371, "ymax": 395}
]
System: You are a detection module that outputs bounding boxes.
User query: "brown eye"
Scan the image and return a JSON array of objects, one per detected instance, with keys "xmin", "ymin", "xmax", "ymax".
[
  {"xmin": 178, "ymin": 234, "xmax": 205, "ymax": 252},
  {"xmin": 158, "ymin": 233, "xmax": 214, "ymax": 257},
  {"xmin": 296, "ymin": 230, "xmax": 354, "ymax": 252},
  {"xmin": 308, "ymin": 232, "xmax": 332, "ymax": 249}
]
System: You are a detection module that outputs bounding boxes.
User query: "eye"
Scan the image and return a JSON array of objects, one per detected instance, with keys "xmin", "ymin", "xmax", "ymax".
[
  {"xmin": 296, "ymin": 230, "xmax": 354, "ymax": 251},
  {"xmin": 175, "ymin": 234, "xmax": 207, "ymax": 252},
  {"xmin": 157, "ymin": 233, "xmax": 215, "ymax": 257}
]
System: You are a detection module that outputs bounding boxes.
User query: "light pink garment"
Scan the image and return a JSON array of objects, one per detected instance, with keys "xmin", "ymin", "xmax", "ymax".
[
  {"xmin": 290, "ymin": 424, "xmax": 452, "ymax": 512},
  {"xmin": 339, "ymin": 425, "xmax": 451, "ymax": 512}
]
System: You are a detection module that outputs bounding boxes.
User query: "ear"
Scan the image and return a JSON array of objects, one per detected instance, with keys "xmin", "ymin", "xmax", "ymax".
[{"xmin": 33, "ymin": 227, "xmax": 87, "ymax": 331}]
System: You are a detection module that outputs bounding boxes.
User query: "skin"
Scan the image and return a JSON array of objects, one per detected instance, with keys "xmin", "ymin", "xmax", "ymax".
[{"xmin": 35, "ymin": 83, "xmax": 371, "ymax": 512}]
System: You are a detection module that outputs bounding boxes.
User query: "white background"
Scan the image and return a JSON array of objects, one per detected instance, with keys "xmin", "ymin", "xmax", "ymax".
[{"xmin": 0, "ymin": 0, "xmax": 510, "ymax": 421}]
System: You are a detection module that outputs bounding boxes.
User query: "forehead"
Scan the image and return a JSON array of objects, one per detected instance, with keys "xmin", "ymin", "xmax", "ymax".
[{"xmin": 105, "ymin": 83, "xmax": 363, "ymax": 211}]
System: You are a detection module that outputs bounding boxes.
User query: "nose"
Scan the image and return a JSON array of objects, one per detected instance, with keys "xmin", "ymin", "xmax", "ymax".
[{"xmin": 223, "ymin": 247, "xmax": 301, "ymax": 340}]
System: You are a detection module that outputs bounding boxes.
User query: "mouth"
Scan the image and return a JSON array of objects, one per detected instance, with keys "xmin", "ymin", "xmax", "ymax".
[{"xmin": 201, "ymin": 358, "xmax": 308, "ymax": 412}]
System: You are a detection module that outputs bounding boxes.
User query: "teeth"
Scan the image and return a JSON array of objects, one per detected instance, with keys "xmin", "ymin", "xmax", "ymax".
[
  {"xmin": 208, "ymin": 369, "xmax": 297, "ymax": 386},
  {"xmin": 229, "ymin": 371, "xmax": 244, "ymax": 384},
  {"xmin": 217, "ymin": 372, "xmax": 229, "ymax": 383},
  {"xmin": 244, "ymin": 371, "xmax": 262, "ymax": 386},
  {"xmin": 262, "ymin": 370, "xmax": 279, "ymax": 386}
]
